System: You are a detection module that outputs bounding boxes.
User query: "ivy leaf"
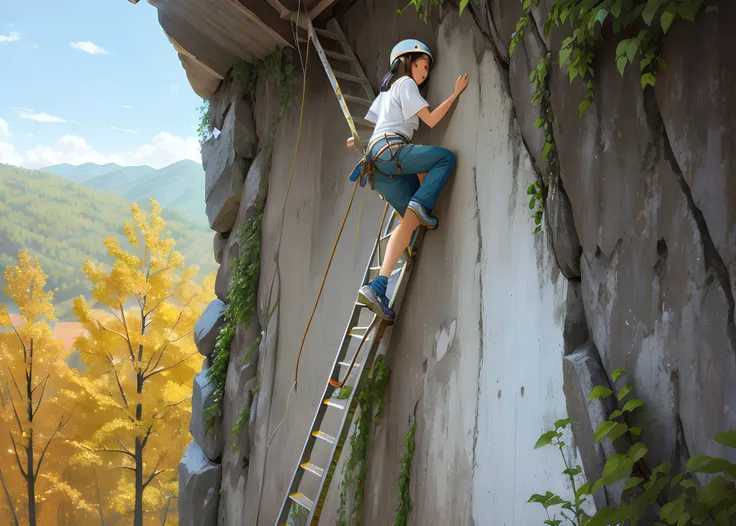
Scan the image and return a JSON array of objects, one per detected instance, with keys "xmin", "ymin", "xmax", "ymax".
[
  {"xmin": 559, "ymin": 47, "xmax": 572, "ymax": 67},
  {"xmin": 641, "ymin": 73, "xmax": 656, "ymax": 88},
  {"xmin": 589, "ymin": 385, "xmax": 613, "ymax": 400},
  {"xmin": 534, "ymin": 431, "xmax": 559, "ymax": 449},
  {"xmin": 661, "ymin": 9, "xmax": 676, "ymax": 33},
  {"xmin": 535, "ymin": 118, "xmax": 545, "ymax": 129},
  {"xmin": 679, "ymin": 0, "xmax": 701, "ymax": 21},
  {"xmin": 624, "ymin": 476, "xmax": 644, "ymax": 491},
  {"xmin": 670, "ymin": 473, "xmax": 684, "ymax": 488},
  {"xmin": 615, "ymin": 39, "xmax": 630, "ymax": 58},
  {"xmin": 660, "ymin": 500, "xmax": 684, "ymax": 522},
  {"xmin": 617, "ymin": 384, "xmax": 632, "ymax": 400},
  {"xmin": 715, "ymin": 430, "xmax": 736, "ymax": 449},
  {"xmin": 579, "ymin": 99, "xmax": 592, "ymax": 117},
  {"xmin": 630, "ymin": 426, "xmax": 642, "ymax": 436},
  {"xmin": 687, "ymin": 456, "xmax": 733, "ymax": 474},
  {"xmin": 642, "ymin": 0, "xmax": 663, "ymax": 25},
  {"xmin": 459, "ymin": 0, "xmax": 470, "ymax": 15},
  {"xmin": 626, "ymin": 40, "xmax": 640, "ymax": 62},
  {"xmin": 527, "ymin": 183, "xmax": 536, "ymax": 195},
  {"xmin": 543, "ymin": 494, "xmax": 565, "ymax": 509},
  {"xmin": 611, "ymin": 368, "xmax": 627, "ymax": 383},
  {"xmin": 608, "ymin": 422, "xmax": 629, "ymax": 442},
  {"xmin": 543, "ymin": 142, "xmax": 553, "ymax": 157},
  {"xmin": 617, "ymin": 56, "xmax": 628, "ymax": 76},
  {"xmin": 601, "ymin": 454, "xmax": 634, "ymax": 485},
  {"xmin": 611, "ymin": 0, "xmax": 623, "ymax": 17},
  {"xmin": 595, "ymin": 8, "xmax": 609, "ymax": 25},
  {"xmin": 530, "ymin": 196, "xmax": 537, "ymax": 209},
  {"xmin": 622, "ymin": 398, "xmax": 645, "ymax": 413},
  {"xmin": 554, "ymin": 418, "xmax": 574, "ymax": 429},
  {"xmin": 609, "ymin": 409, "xmax": 623, "ymax": 419},
  {"xmin": 594, "ymin": 421, "xmax": 617, "ymax": 443},
  {"xmin": 528, "ymin": 492, "xmax": 553, "ymax": 504},
  {"xmin": 628, "ymin": 442, "xmax": 648, "ymax": 463},
  {"xmin": 563, "ymin": 466, "xmax": 583, "ymax": 476},
  {"xmin": 533, "ymin": 225, "xmax": 542, "ymax": 234},
  {"xmin": 680, "ymin": 480, "xmax": 696, "ymax": 489}
]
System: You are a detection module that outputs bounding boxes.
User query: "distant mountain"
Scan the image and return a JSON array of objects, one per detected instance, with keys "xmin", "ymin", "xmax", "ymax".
[
  {"xmin": 43, "ymin": 162, "xmax": 125, "ymax": 184},
  {"xmin": 0, "ymin": 163, "xmax": 216, "ymax": 320},
  {"xmin": 42, "ymin": 160, "xmax": 206, "ymax": 221}
]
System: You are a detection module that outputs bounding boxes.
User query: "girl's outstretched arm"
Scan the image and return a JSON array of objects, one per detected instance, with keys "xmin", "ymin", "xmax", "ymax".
[{"xmin": 416, "ymin": 74, "xmax": 469, "ymax": 128}]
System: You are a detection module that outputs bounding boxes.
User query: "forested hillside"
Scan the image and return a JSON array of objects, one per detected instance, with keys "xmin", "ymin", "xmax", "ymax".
[
  {"xmin": 43, "ymin": 160, "xmax": 207, "ymax": 219},
  {"xmin": 0, "ymin": 163, "xmax": 215, "ymax": 319}
]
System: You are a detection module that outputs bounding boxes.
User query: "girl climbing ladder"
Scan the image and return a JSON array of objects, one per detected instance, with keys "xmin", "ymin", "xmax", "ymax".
[{"xmin": 348, "ymin": 39, "xmax": 469, "ymax": 322}]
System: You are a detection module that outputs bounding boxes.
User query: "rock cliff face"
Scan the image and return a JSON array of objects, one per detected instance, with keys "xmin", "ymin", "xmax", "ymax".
[{"xmin": 170, "ymin": 0, "xmax": 736, "ymax": 524}]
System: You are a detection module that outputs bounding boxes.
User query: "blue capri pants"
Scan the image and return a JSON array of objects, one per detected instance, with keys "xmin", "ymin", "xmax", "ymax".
[{"xmin": 368, "ymin": 136, "xmax": 456, "ymax": 217}]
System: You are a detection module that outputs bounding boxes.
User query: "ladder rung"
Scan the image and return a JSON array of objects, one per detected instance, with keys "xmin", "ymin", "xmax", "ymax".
[
  {"xmin": 354, "ymin": 117, "xmax": 375, "ymax": 128},
  {"xmin": 338, "ymin": 361, "xmax": 361, "ymax": 368},
  {"xmin": 323, "ymin": 398, "xmax": 346, "ymax": 410},
  {"xmin": 348, "ymin": 326, "xmax": 370, "ymax": 338},
  {"xmin": 344, "ymin": 94, "xmax": 373, "ymax": 107},
  {"xmin": 312, "ymin": 430, "xmax": 336, "ymax": 444},
  {"xmin": 333, "ymin": 70, "xmax": 371, "ymax": 85},
  {"xmin": 314, "ymin": 27, "xmax": 341, "ymax": 40},
  {"xmin": 300, "ymin": 462, "xmax": 325, "ymax": 477},
  {"xmin": 324, "ymin": 49, "xmax": 357, "ymax": 63},
  {"xmin": 289, "ymin": 492, "xmax": 314, "ymax": 511}
]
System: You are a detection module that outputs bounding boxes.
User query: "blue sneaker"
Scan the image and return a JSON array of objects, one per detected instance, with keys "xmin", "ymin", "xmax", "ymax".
[
  {"xmin": 407, "ymin": 200, "xmax": 438, "ymax": 230},
  {"xmin": 358, "ymin": 284, "xmax": 395, "ymax": 322}
]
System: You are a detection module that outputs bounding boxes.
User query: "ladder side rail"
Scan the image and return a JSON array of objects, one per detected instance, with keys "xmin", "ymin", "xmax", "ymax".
[{"xmin": 326, "ymin": 19, "xmax": 376, "ymax": 102}]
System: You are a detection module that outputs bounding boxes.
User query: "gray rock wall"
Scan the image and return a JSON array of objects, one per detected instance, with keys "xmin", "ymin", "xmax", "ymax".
[{"xmin": 178, "ymin": 0, "xmax": 735, "ymax": 524}]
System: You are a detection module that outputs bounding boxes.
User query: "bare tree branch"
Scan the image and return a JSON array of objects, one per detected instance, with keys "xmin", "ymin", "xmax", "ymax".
[
  {"xmin": 7, "ymin": 369, "xmax": 23, "ymax": 399},
  {"xmin": 118, "ymin": 299, "xmax": 138, "ymax": 363},
  {"xmin": 31, "ymin": 375, "xmax": 50, "ymax": 418},
  {"xmin": 115, "ymin": 436, "xmax": 133, "ymax": 457},
  {"xmin": 109, "ymin": 466, "xmax": 136, "ymax": 473},
  {"xmin": 0, "ymin": 468, "xmax": 20, "ymax": 526},
  {"xmin": 96, "ymin": 447, "xmax": 135, "ymax": 459},
  {"xmin": 30, "ymin": 374, "xmax": 49, "ymax": 395},
  {"xmin": 143, "ymin": 294, "xmax": 172, "ymax": 318},
  {"xmin": 5, "ymin": 384, "xmax": 23, "ymax": 433},
  {"xmin": 142, "ymin": 469, "xmax": 167, "ymax": 489},
  {"xmin": 142, "ymin": 450, "xmax": 169, "ymax": 488},
  {"xmin": 140, "ymin": 425, "xmax": 153, "ymax": 451},
  {"xmin": 9, "ymin": 433, "xmax": 27, "ymax": 479},
  {"xmin": 7, "ymin": 317, "xmax": 27, "ymax": 361},
  {"xmin": 35, "ymin": 412, "xmax": 73, "ymax": 482},
  {"xmin": 144, "ymin": 352, "xmax": 198, "ymax": 381},
  {"xmin": 104, "ymin": 351, "xmax": 129, "ymax": 408},
  {"xmin": 96, "ymin": 322, "xmax": 129, "ymax": 344}
]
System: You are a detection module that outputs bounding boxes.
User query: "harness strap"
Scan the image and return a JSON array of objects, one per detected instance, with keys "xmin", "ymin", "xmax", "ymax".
[{"xmin": 350, "ymin": 132, "xmax": 411, "ymax": 190}]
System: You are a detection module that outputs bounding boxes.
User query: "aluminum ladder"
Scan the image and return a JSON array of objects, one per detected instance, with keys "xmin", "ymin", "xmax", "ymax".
[{"xmin": 274, "ymin": 17, "xmax": 424, "ymax": 526}]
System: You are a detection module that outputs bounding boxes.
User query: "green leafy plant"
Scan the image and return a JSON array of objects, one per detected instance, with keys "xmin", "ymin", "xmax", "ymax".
[
  {"xmin": 197, "ymin": 99, "xmax": 211, "ymax": 143},
  {"xmin": 397, "ymin": 0, "xmax": 469, "ymax": 21},
  {"xmin": 394, "ymin": 421, "xmax": 417, "ymax": 526},
  {"xmin": 337, "ymin": 357, "xmax": 391, "ymax": 526},
  {"xmin": 511, "ymin": 0, "xmax": 718, "ymax": 115},
  {"xmin": 288, "ymin": 504, "xmax": 309, "ymax": 526},
  {"xmin": 203, "ymin": 208, "xmax": 263, "ymax": 432},
  {"xmin": 531, "ymin": 369, "xmax": 736, "ymax": 525}
]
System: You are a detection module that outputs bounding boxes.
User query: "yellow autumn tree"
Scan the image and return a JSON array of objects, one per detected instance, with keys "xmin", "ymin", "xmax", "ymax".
[
  {"xmin": 0, "ymin": 250, "xmax": 95, "ymax": 526},
  {"xmin": 70, "ymin": 200, "xmax": 213, "ymax": 526}
]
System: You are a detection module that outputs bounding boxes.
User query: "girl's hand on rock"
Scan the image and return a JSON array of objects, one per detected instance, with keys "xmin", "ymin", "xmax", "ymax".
[
  {"xmin": 454, "ymin": 74, "xmax": 469, "ymax": 96},
  {"xmin": 346, "ymin": 136, "xmax": 355, "ymax": 149}
]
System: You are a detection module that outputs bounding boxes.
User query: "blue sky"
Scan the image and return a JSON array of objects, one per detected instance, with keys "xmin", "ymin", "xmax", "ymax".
[{"xmin": 0, "ymin": 0, "xmax": 204, "ymax": 169}]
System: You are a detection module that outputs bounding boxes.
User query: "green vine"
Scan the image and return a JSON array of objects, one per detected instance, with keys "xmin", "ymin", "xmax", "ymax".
[
  {"xmin": 288, "ymin": 505, "xmax": 309, "ymax": 526},
  {"xmin": 397, "ymin": 0, "xmax": 468, "ymax": 21},
  {"xmin": 197, "ymin": 99, "xmax": 211, "ymax": 144},
  {"xmin": 394, "ymin": 421, "xmax": 417, "ymax": 526},
  {"xmin": 337, "ymin": 357, "xmax": 391, "ymax": 526},
  {"xmin": 530, "ymin": 369, "xmax": 736, "ymax": 525},
  {"xmin": 203, "ymin": 208, "xmax": 263, "ymax": 432},
  {"xmin": 512, "ymin": 0, "xmax": 718, "ymax": 116}
]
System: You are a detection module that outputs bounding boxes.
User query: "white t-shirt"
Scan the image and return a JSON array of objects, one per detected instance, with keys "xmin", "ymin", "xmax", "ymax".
[{"xmin": 364, "ymin": 76, "xmax": 428, "ymax": 144}]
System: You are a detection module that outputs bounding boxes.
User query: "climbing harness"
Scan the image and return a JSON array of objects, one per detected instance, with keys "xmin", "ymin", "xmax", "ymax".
[{"xmin": 348, "ymin": 131, "xmax": 411, "ymax": 190}]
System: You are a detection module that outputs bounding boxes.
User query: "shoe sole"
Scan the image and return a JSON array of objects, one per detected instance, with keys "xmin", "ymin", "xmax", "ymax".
[
  {"xmin": 358, "ymin": 290, "xmax": 395, "ymax": 322},
  {"xmin": 407, "ymin": 205, "xmax": 439, "ymax": 230}
]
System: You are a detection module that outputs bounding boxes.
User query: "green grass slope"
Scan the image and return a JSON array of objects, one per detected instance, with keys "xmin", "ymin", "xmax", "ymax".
[{"xmin": 0, "ymin": 163, "xmax": 216, "ymax": 320}]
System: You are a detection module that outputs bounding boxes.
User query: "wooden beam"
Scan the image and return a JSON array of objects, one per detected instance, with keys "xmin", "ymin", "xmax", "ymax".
[{"xmin": 230, "ymin": 0, "xmax": 294, "ymax": 47}]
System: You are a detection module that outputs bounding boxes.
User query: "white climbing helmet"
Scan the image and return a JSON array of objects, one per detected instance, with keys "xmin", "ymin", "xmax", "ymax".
[{"xmin": 390, "ymin": 39, "xmax": 433, "ymax": 66}]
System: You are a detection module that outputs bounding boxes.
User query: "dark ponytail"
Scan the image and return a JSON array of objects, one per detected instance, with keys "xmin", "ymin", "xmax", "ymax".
[{"xmin": 380, "ymin": 57, "xmax": 402, "ymax": 92}]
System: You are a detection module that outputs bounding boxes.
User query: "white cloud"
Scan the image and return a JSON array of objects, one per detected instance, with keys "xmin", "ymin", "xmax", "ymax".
[
  {"xmin": 0, "ymin": 120, "xmax": 200, "ymax": 169},
  {"xmin": 0, "ymin": 118, "xmax": 23, "ymax": 166},
  {"xmin": 110, "ymin": 126, "xmax": 138, "ymax": 134},
  {"xmin": 120, "ymin": 105, "xmax": 133, "ymax": 109},
  {"xmin": 17, "ymin": 108, "xmax": 68, "ymax": 123},
  {"xmin": 0, "ymin": 32, "xmax": 20, "ymax": 43},
  {"xmin": 70, "ymin": 41, "xmax": 108, "ymax": 55}
]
